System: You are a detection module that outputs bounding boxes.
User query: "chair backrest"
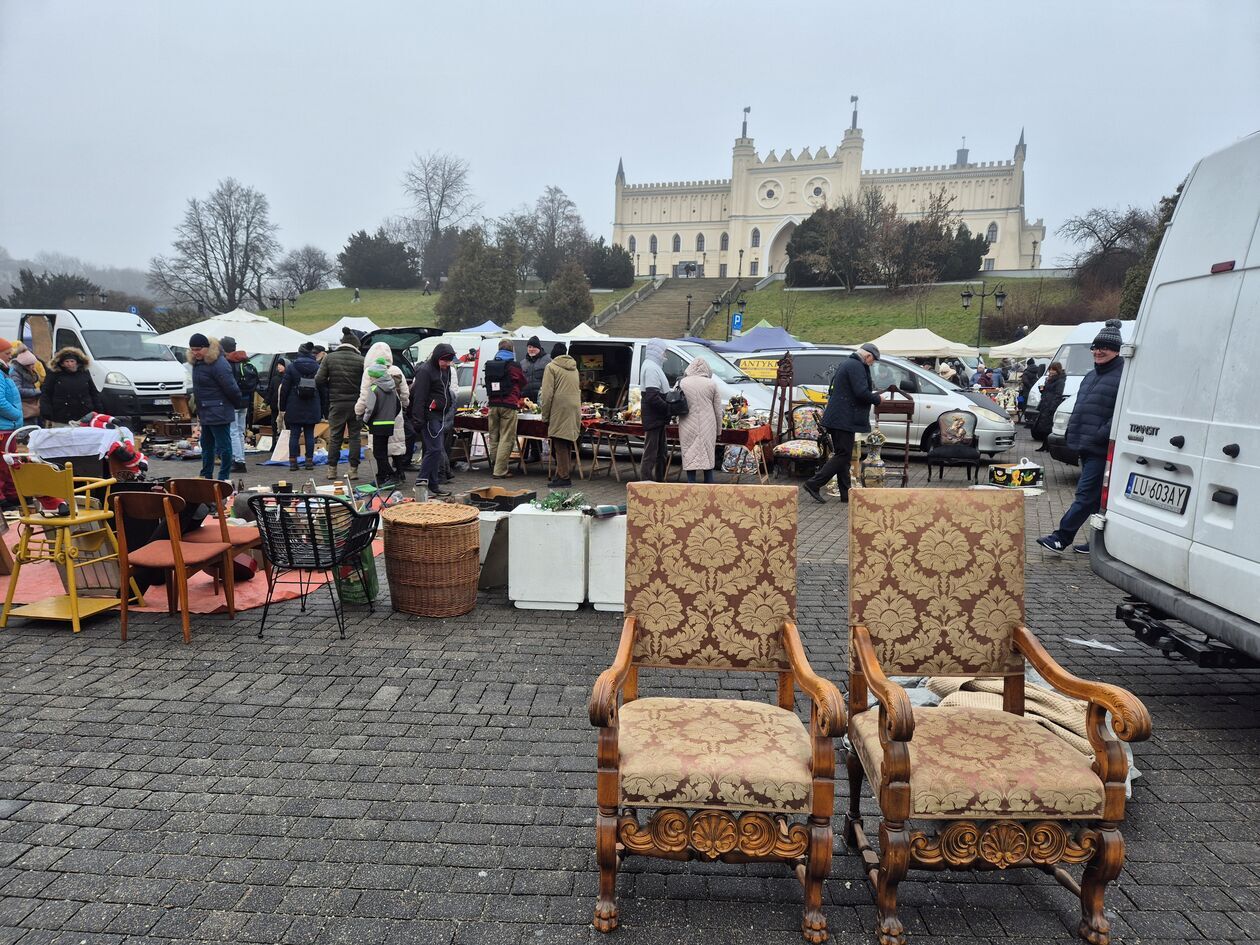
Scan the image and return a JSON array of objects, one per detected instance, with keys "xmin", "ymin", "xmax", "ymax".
[
  {"xmin": 849, "ymin": 489, "xmax": 1025, "ymax": 677},
  {"xmin": 248, "ymin": 494, "xmax": 378, "ymax": 570},
  {"xmin": 791, "ymin": 405, "xmax": 824, "ymax": 442},
  {"xmin": 111, "ymin": 491, "xmax": 188, "ymax": 565},
  {"xmin": 625, "ymin": 482, "xmax": 796, "ymax": 671},
  {"xmin": 168, "ymin": 478, "xmax": 232, "ymax": 542},
  {"xmin": 11, "ymin": 462, "xmax": 77, "ymax": 517},
  {"xmin": 936, "ymin": 409, "xmax": 978, "ymax": 446}
]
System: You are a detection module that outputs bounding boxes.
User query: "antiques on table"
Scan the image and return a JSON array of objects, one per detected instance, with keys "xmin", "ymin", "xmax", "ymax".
[{"xmin": 860, "ymin": 427, "xmax": 888, "ymax": 488}]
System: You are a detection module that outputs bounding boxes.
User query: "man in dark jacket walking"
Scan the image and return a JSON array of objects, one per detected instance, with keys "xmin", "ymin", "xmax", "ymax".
[
  {"xmin": 802, "ymin": 343, "xmax": 883, "ymax": 504},
  {"xmin": 316, "ymin": 328, "xmax": 366, "ymax": 479},
  {"xmin": 1036, "ymin": 320, "xmax": 1125, "ymax": 554},
  {"xmin": 189, "ymin": 333, "xmax": 244, "ymax": 481},
  {"xmin": 410, "ymin": 343, "xmax": 456, "ymax": 496}
]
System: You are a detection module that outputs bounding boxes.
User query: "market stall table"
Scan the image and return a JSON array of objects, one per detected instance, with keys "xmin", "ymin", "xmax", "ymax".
[
  {"xmin": 585, "ymin": 420, "xmax": 774, "ymax": 483},
  {"xmin": 453, "ymin": 413, "xmax": 562, "ymax": 476}
]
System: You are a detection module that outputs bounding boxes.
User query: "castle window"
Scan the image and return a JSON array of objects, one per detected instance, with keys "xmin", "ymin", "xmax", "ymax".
[
  {"xmin": 720, "ymin": 232, "xmax": 729, "ymax": 251},
  {"xmin": 649, "ymin": 235, "xmax": 658, "ymax": 254},
  {"xmin": 672, "ymin": 234, "xmax": 681, "ymax": 253},
  {"xmin": 751, "ymin": 228, "xmax": 761, "ymax": 248},
  {"xmin": 984, "ymin": 259, "xmax": 995, "ymax": 271},
  {"xmin": 986, "ymin": 223, "xmax": 998, "ymax": 243},
  {"xmin": 749, "ymin": 261, "xmax": 759, "ymax": 277},
  {"xmin": 628, "ymin": 235, "xmax": 636, "ymax": 254},
  {"xmin": 765, "ymin": 188, "xmax": 775, "ymax": 199},
  {"xmin": 812, "ymin": 186, "xmax": 823, "ymax": 197},
  {"xmin": 696, "ymin": 233, "xmax": 705, "ymax": 252}
]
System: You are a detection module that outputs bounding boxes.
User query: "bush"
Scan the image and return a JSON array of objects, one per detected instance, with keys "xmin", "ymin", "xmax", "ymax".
[
  {"xmin": 336, "ymin": 229, "xmax": 420, "ymax": 289},
  {"xmin": 538, "ymin": 261, "xmax": 594, "ymax": 333}
]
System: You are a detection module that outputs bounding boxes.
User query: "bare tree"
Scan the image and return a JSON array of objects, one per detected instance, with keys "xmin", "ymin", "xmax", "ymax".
[
  {"xmin": 402, "ymin": 151, "xmax": 482, "ymax": 244},
  {"xmin": 532, "ymin": 186, "xmax": 588, "ymax": 285},
  {"xmin": 1058, "ymin": 206, "xmax": 1156, "ymax": 288},
  {"xmin": 274, "ymin": 245, "xmax": 336, "ymax": 296},
  {"xmin": 148, "ymin": 178, "xmax": 279, "ymax": 312},
  {"xmin": 494, "ymin": 207, "xmax": 539, "ymax": 289}
]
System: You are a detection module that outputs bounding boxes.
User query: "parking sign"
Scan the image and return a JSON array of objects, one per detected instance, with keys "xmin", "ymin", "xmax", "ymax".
[{"xmin": 731, "ymin": 311, "xmax": 743, "ymax": 333}]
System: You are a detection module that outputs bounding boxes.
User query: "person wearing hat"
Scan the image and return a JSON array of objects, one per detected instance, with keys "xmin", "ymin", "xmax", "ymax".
[
  {"xmin": 1037, "ymin": 319, "xmax": 1125, "ymax": 555},
  {"xmin": 539, "ymin": 341, "xmax": 581, "ymax": 488},
  {"xmin": 10, "ymin": 343, "xmax": 44, "ymax": 423},
  {"xmin": 279, "ymin": 342, "xmax": 322, "ymax": 471},
  {"xmin": 315, "ymin": 327, "xmax": 366, "ymax": 479},
  {"xmin": 0, "ymin": 340, "xmax": 24, "ymax": 507},
  {"xmin": 219, "ymin": 336, "xmax": 258, "ymax": 472},
  {"xmin": 410, "ymin": 342, "xmax": 457, "ymax": 496},
  {"xmin": 519, "ymin": 335, "xmax": 551, "ymax": 463},
  {"xmin": 801, "ymin": 342, "xmax": 884, "ymax": 504},
  {"xmin": 39, "ymin": 345, "xmax": 101, "ymax": 426},
  {"xmin": 188, "ymin": 332, "xmax": 244, "ymax": 481}
]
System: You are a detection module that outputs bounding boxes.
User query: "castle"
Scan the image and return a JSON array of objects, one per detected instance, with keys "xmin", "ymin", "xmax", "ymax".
[{"xmin": 611, "ymin": 106, "xmax": 1046, "ymax": 280}]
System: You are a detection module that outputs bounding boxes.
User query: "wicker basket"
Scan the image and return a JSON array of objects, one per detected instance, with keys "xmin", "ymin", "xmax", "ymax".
[{"xmin": 381, "ymin": 502, "xmax": 480, "ymax": 617}]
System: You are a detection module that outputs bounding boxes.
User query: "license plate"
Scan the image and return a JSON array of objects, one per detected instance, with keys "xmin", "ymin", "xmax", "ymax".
[
  {"xmin": 1126, "ymin": 473, "xmax": 1190, "ymax": 514},
  {"xmin": 152, "ymin": 398, "xmax": 172, "ymax": 406}
]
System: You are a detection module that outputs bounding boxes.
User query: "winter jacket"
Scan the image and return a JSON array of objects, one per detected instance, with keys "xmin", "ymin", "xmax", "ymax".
[
  {"xmin": 1018, "ymin": 362, "xmax": 1043, "ymax": 399},
  {"xmin": 539, "ymin": 355, "xmax": 581, "ymax": 442},
  {"xmin": 39, "ymin": 347, "xmax": 102, "ymax": 424},
  {"xmin": 485, "ymin": 350, "xmax": 527, "ymax": 410},
  {"xmin": 281, "ymin": 353, "xmax": 323, "ymax": 426},
  {"xmin": 315, "ymin": 342, "xmax": 365, "ymax": 406},
  {"xmin": 1066, "ymin": 356, "xmax": 1124, "ymax": 457},
  {"xmin": 191, "ymin": 338, "xmax": 245, "ymax": 426},
  {"xmin": 12, "ymin": 358, "xmax": 41, "ymax": 420},
  {"xmin": 678, "ymin": 358, "xmax": 723, "ymax": 471},
  {"xmin": 0, "ymin": 364, "xmax": 22, "ymax": 431},
  {"xmin": 355, "ymin": 342, "xmax": 410, "ymax": 456},
  {"xmin": 521, "ymin": 351, "xmax": 551, "ymax": 402},
  {"xmin": 640, "ymin": 339, "xmax": 671, "ymax": 431},
  {"xmin": 226, "ymin": 350, "xmax": 260, "ymax": 401},
  {"xmin": 1031, "ymin": 371, "xmax": 1065, "ymax": 441},
  {"xmin": 410, "ymin": 343, "xmax": 457, "ymax": 426},
  {"xmin": 821, "ymin": 353, "xmax": 881, "ymax": 433}
]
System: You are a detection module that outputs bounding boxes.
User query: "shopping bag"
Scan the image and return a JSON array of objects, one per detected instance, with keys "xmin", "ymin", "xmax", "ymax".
[{"xmin": 334, "ymin": 546, "xmax": 379, "ymax": 604}]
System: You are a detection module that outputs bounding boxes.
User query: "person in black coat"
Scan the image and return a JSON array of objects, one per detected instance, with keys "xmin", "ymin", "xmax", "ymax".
[
  {"xmin": 1031, "ymin": 361, "xmax": 1065, "ymax": 444},
  {"xmin": 802, "ymin": 343, "xmax": 883, "ymax": 504},
  {"xmin": 409, "ymin": 342, "xmax": 456, "ymax": 495},
  {"xmin": 280, "ymin": 345, "xmax": 322, "ymax": 471},
  {"xmin": 40, "ymin": 346, "xmax": 102, "ymax": 425}
]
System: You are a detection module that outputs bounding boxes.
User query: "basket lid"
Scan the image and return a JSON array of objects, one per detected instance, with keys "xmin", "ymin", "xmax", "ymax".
[{"xmin": 382, "ymin": 501, "xmax": 479, "ymax": 527}]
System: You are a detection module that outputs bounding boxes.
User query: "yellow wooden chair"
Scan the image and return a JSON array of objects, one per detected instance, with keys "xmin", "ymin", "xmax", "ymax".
[{"xmin": 1, "ymin": 462, "xmax": 142, "ymax": 633}]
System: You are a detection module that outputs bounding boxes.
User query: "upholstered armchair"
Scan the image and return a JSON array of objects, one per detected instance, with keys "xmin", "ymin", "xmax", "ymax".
[
  {"xmin": 846, "ymin": 489, "xmax": 1150, "ymax": 945},
  {"xmin": 925, "ymin": 409, "xmax": 983, "ymax": 482},
  {"xmin": 589, "ymin": 483, "xmax": 843, "ymax": 942}
]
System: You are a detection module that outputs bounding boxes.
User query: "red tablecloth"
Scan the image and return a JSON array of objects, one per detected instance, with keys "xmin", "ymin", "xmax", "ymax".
[
  {"xmin": 588, "ymin": 420, "xmax": 773, "ymax": 448},
  {"xmin": 455, "ymin": 414, "xmax": 551, "ymax": 439}
]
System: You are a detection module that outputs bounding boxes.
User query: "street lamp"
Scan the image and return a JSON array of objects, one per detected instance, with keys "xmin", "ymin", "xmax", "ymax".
[
  {"xmin": 1031, "ymin": 239, "xmax": 1039, "ymax": 269},
  {"xmin": 651, "ymin": 250, "xmax": 657, "ymax": 278},
  {"xmin": 269, "ymin": 294, "xmax": 297, "ymax": 326},
  {"xmin": 726, "ymin": 294, "xmax": 747, "ymax": 342},
  {"xmin": 685, "ymin": 294, "xmax": 692, "ymax": 334},
  {"xmin": 702, "ymin": 251, "xmax": 707, "ymax": 275},
  {"xmin": 77, "ymin": 290, "xmax": 108, "ymax": 306},
  {"xmin": 635, "ymin": 253, "xmax": 640, "ymax": 277},
  {"xmin": 738, "ymin": 248, "xmax": 744, "ymax": 278},
  {"xmin": 960, "ymin": 282, "xmax": 1006, "ymax": 354}
]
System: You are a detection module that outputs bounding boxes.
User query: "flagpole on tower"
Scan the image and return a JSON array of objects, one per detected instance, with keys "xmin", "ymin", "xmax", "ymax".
[
  {"xmin": 742, "ymin": 105, "xmax": 750, "ymax": 138},
  {"xmin": 850, "ymin": 95, "xmax": 858, "ymax": 131}
]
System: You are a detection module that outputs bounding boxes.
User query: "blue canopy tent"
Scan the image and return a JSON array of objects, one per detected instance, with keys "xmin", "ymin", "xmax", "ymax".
[
  {"xmin": 678, "ymin": 336, "xmax": 723, "ymax": 348},
  {"xmin": 461, "ymin": 320, "xmax": 504, "ymax": 333},
  {"xmin": 716, "ymin": 325, "xmax": 815, "ymax": 353}
]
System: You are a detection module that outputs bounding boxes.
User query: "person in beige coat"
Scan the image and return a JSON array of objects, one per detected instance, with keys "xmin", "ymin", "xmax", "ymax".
[
  {"xmin": 678, "ymin": 356, "xmax": 724, "ymax": 483},
  {"xmin": 539, "ymin": 343, "xmax": 582, "ymax": 487}
]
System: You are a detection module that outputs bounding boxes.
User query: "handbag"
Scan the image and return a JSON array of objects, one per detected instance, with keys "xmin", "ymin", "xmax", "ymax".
[{"xmin": 664, "ymin": 385, "xmax": 689, "ymax": 418}]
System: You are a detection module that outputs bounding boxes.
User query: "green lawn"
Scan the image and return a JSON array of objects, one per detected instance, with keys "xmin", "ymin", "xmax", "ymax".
[
  {"xmin": 703, "ymin": 277, "xmax": 1080, "ymax": 345},
  {"xmin": 268, "ymin": 283, "xmax": 641, "ymax": 335}
]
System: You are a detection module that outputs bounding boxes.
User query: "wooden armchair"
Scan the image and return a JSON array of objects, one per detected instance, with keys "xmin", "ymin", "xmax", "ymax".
[
  {"xmin": 589, "ymin": 483, "xmax": 842, "ymax": 942},
  {"xmin": 845, "ymin": 489, "xmax": 1150, "ymax": 945}
]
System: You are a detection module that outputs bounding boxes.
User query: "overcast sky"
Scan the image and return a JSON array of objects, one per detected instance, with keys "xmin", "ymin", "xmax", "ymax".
[{"xmin": 2, "ymin": 0, "xmax": 1257, "ymax": 275}]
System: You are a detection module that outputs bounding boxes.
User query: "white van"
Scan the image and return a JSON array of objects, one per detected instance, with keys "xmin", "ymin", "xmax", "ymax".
[
  {"xmin": 1041, "ymin": 319, "xmax": 1138, "ymax": 464},
  {"xmin": 1091, "ymin": 131, "xmax": 1260, "ymax": 665},
  {"xmin": 471, "ymin": 336, "xmax": 777, "ymax": 413},
  {"xmin": 0, "ymin": 308, "xmax": 187, "ymax": 420},
  {"xmin": 730, "ymin": 346, "xmax": 1017, "ymax": 455}
]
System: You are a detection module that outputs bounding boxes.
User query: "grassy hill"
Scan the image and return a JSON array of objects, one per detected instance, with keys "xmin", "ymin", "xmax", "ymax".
[
  {"xmin": 702, "ymin": 277, "xmax": 1080, "ymax": 345},
  {"xmin": 266, "ymin": 284, "xmax": 639, "ymax": 335}
]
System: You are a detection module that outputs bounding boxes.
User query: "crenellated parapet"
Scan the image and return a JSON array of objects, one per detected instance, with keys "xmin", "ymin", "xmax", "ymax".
[
  {"xmin": 862, "ymin": 160, "xmax": 1015, "ymax": 176},
  {"xmin": 622, "ymin": 178, "xmax": 732, "ymax": 192}
]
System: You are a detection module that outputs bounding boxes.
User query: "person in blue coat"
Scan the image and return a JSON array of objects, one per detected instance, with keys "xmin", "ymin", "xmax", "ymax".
[
  {"xmin": 802, "ymin": 343, "xmax": 883, "ymax": 504},
  {"xmin": 189, "ymin": 333, "xmax": 244, "ymax": 481},
  {"xmin": 1037, "ymin": 320, "xmax": 1125, "ymax": 555},
  {"xmin": 280, "ymin": 343, "xmax": 323, "ymax": 471},
  {"xmin": 0, "ymin": 340, "xmax": 24, "ymax": 507}
]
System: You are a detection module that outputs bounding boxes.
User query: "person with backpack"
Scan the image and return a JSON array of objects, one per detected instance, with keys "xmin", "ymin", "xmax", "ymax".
[
  {"xmin": 316, "ymin": 327, "xmax": 365, "ymax": 479},
  {"xmin": 356, "ymin": 341, "xmax": 410, "ymax": 485},
  {"xmin": 280, "ymin": 342, "xmax": 322, "ymax": 471},
  {"xmin": 220, "ymin": 336, "xmax": 258, "ymax": 472},
  {"xmin": 483, "ymin": 339, "xmax": 527, "ymax": 479}
]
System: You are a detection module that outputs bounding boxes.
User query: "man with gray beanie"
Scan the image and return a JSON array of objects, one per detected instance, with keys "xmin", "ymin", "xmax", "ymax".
[
  {"xmin": 802, "ymin": 342, "xmax": 883, "ymax": 504},
  {"xmin": 316, "ymin": 328, "xmax": 366, "ymax": 478}
]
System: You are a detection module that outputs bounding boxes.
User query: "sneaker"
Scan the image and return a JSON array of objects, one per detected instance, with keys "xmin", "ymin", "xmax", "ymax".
[
  {"xmin": 802, "ymin": 481, "xmax": 826, "ymax": 504},
  {"xmin": 430, "ymin": 488, "xmax": 452, "ymax": 497},
  {"xmin": 232, "ymin": 461, "xmax": 248, "ymax": 473},
  {"xmin": 1073, "ymin": 543, "xmax": 1091, "ymax": 555},
  {"xmin": 1035, "ymin": 535, "xmax": 1066, "ymax": 554}
]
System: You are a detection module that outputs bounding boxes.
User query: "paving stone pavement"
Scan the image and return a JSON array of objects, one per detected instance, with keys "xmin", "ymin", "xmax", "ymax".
[{"xmin": 1, "ymin": 428, "xmax": 1258, "ymax": 944}]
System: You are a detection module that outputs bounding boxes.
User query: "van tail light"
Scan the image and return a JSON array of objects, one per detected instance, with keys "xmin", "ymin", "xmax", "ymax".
[{"xmin": 1101, "ymin": 439, "xmax": 1116, "ymax": 510}]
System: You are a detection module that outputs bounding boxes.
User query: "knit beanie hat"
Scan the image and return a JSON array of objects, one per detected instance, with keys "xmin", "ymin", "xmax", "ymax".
[
  {"xmin": 527, "ymin": 335, "xmax": 542, "ymax": 349},
  {"xmin": 1092, "ymin": 319, "xmax": 1123, "ymax": 352},
  {"xmin": 16, "ymin": 351, "xmax": 36, "ymax": 367},
  {"xmin": 219, "ymin": 336, "xmax": 237, "ymax": 352},
  {"xmin": 188, "ymin": 332, "xmax": 210, "ymax": 348},
  {"xmin": 341, "ymin": 327, "xmax": 357, "ymax": 343},
  {"xmin": 367, "ymin": 356, "xmax": 390, "ymax": 379}
]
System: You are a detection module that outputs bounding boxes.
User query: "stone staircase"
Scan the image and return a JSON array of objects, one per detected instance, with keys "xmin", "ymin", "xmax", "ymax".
[{"xmin": 599, "ymin": 278, "xmax": 736, "ymax": 338}]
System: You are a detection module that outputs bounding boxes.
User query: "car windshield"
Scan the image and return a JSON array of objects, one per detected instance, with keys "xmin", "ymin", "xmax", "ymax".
[
  {"xmin": 789, "ymin": 353, "xmax": 852, "ymax": 386},
  {"xmin": 1055, "ymin": 343, "xmax": 1097, "ymax": 376},
  {"xmin": 81, "ymin": 330, "xmax": 176, "ymax": 361},
  {"xmin": 676, "ymin": 343, "xmax": 752, "ymax": 383}
]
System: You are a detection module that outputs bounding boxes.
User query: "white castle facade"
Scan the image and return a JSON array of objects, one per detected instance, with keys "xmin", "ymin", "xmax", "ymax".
[{"xmin": 611, "ymin": 109, "xmax": 1046, "ymax": 280}]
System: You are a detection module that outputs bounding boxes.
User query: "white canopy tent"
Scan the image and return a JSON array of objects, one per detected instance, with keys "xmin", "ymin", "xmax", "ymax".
[
  {"xmin": 867, "ymin": 328, "xmax": 975, "ymax": 359},
  {"xmin": 511, "ymin": 324, "xmax": 563, "ymax": 342},
  {"xmin": 153, "ymin": 308, "xmax": 313, "ymax": 354},
  {"xmin": 987, "ymin": 324, "xmax": 1074, "ymax": 360},
  {"xmin": 568, "ymin": 323, "xmax": 609, "ymax": 338},
  {"xmin": 313, "ymin": 315, "xmax": 379, "ymax": 348}
]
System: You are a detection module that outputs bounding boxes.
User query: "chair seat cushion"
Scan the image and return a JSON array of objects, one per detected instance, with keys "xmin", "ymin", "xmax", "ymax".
[
  {"xmin": 128, "ymin": 539, "xmax": 229, "ymax": 569},
  {"xmin": 773, "ymin": 439, "xmax": 822, "ymax": 460},
  {"xmin": 928, "ymin": 444, "xmax": 982, "ymax": 464},
  {"xmin": 849, "ymin": 705, "xmax": 1105, "ymax": 819},
  {"xmin": 619, "ymin": 697, "xmax": 812, "ymax": 813},
  {"xmin": 183, "ymin": 523, "xmax": 261, "ymax": 546}
]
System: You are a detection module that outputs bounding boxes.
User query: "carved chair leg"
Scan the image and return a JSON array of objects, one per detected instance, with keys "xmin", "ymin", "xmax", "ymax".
[
  {"xmin": 593, "ymin": 808, "xmax": 620, "ymax": 933},
  {"xmin": 1079, "ymin": 825, "xmax": 1123, "ymax": 945},
  {"xmin": 843, "ymin": 750, "xmax": 864, "ymax": 847},
  {"xmin": 876, "ymin": 820, "xmax": 910, "ymax": 945},
  {"xmin": 802, "ymin": 815, "xmax": 830, "ymax": 943}
]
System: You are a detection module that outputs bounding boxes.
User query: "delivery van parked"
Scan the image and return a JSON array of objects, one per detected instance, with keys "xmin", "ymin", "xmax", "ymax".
[
  {"xmin": 1091, "ymin": 131, "xmax": 1260, "ymax": 665},
  {"xmin": 0, "ymin": 308, "xmax": 187, "ymax": 421}
]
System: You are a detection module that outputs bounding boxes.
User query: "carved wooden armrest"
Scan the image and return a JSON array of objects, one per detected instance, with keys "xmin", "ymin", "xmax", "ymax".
[
  {"xmin": 1014, "ymin": 625, "xmax": 1151, "ymax": 743},
  {"xmin": 781, "ymin": 621, "xmax": 845, "ymax": 737},
  {"xmin": 588, "ymin": 616, "xmax": 638, "ymax": 727},
  {"xmin": 851, "ymin": 625, "xmax": 914, "ymax": 741}
]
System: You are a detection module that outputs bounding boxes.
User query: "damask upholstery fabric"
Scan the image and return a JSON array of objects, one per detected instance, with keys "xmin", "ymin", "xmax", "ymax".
[
  {"xmin": 619, "ymin": 697, "xmax": 812, "ymax": 812},
  {"xmin": 849, "ymin": 706, "xmax": 1105, "ymax": 819},
  {"xmin": 625, "ymin": 483, "xmax": 796, "ymax": 670},
  {"xmin": 849, "ymin": 489, "xmax": 1025, "ymax": 677}
]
